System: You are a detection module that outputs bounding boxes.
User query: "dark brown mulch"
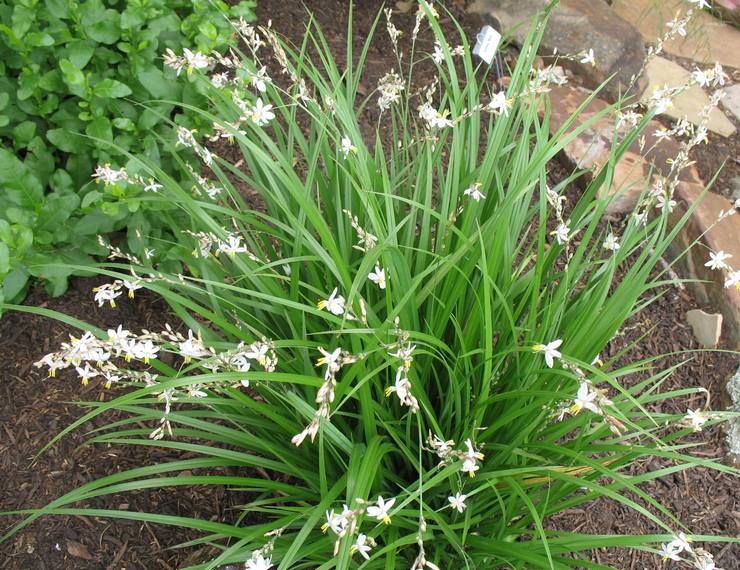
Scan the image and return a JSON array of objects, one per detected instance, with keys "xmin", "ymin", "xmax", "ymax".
[
  {"xmin": 0, "ymin": 278, "xmax": 239, "ymax": 570},
  {"xmin": 1, "ymin": 2, "xmax": 738, "ymax": 570}
]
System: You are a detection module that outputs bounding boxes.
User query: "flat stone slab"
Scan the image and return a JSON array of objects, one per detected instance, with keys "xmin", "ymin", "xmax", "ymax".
[
  {"xmin": 640, "ymin": 57, "xmax": 735, "ymax": 137},
  {"xmin": 686, "ymin": 309, "xmax": 723, "ymax": 347},
  {"xmin": 469, "ymin": 0, "xmax": 647, "ymax": 101},
  {"xmin": 613, "ymin": 0, "xmax": 740, "ymax": 68},
  {"xmin": 545, "ymin": 85, "xmax": 702, "ymax": 213},
  {"xmin": 720, "ymin": 84, "xmax": 740, "ymax": 122},
  {"xmin": 669, "ymin": 181, "xmax": 740, "ymax": 348},
  {"xmin": 544, "ymin": 86, "xmax": 740, "ymax": 347}
]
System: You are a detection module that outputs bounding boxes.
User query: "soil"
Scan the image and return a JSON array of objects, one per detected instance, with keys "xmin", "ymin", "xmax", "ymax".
[{"xmin": 1, "ymin": 1, "xmax": 738, "ymax": 569}]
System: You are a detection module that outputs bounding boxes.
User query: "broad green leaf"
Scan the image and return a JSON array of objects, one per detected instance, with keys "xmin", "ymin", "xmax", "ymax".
[
  {"xmin": 85, "ymin": 116, "xmax": 113, "ymax": 142},
  {"xmin": 59, "ymin": 58, "xmax": 85, "ymax": 86},
  {"xmin": 66, "ymin": 40, "xmax": 96, "ymax": 69},
  {"xmin": 0, "ymin": 243, "xmax": 9, "ymax": 274},
  {"xmin": 93, "ymin": 78, "xmax": 132, "ymax": 99},
  {"xmin": 46, "ymin": 128, "xmax": 79, "ymax": 153}
]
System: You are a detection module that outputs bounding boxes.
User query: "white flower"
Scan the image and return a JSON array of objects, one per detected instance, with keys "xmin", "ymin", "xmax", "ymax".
[
  {"xmin": 666, "ymin": 17, "xmax": 687, "ymax": 37},
  {"xmin": 251, "ymin": 66, "xmax": 270, "ymax": 92},
  {"xmin": 685, "ymin": 409, "xmax": 708, "ymax": 431},
  {"xmin": 432, "ymin": 40, "xmax": 445, "ymax": 64},
  {"xmin": 245, "ymin": 554, "xmax": 273, "ymax": 570},
  {"xmin": 352, "ymin": 533, "xmax": 372, "ymax": 560},
  {"xmin": 183, "ymin": 48, "xmax": 210, "ymax": 74},
  {"xmin": 210, "ymin": 72, "xmax": 229, "ymax": 88},
  {"xmin": 144, "ymin": 247, "xmax": 156, "ymax": 259},
  {"xmin": 712, "ymin": 63, "xmax": 729, "ymax": 87},
  {"xmin": 692, "ymin": 68, "xmax": 711, "ymax": 88},
  {"xmin": 579, "ymin": 48, "xmax": 595, "ymax": 66},
  {"xmin": 448, "ymin": 492, "xmax": 468, "ymax": 513},
  {"xmin": 134, "ymin": 340, "xmax": 159, "ymax": 363},
  {"xmin": 368, "ymin": 265, "xmax": 387, "ymax": 289},
  {"xmin": 461, "ymin": 438, "xmax": 484, "ymax": 477},
  {"xmin": 463, "ymin": 182, "xmax": 486, "ymax": 202},
  {"xmin": 93, "ymin": 283, "xmax": 122, "ymax": 308},
  {"xmin": 705, "ymin": 250, "xmax": 732, "ymax": 270},
  {"xmin": 322, "ymin": 508, "xmax": 348, "ymax": 535},
  {"xmin": 724, "ymin": 270, "xmax": 740, "ymax": 289},
  {"xmin": 366, "ymin": 495, "xmax": 395, "ymax": 524},
  {"xmin": 670, "ymin": 532, "xmax": 693, "ymax": 555},
  {"xmin": 92, "ymin": 164, "xmax": 129, "ymax": 186},
  {"xmin": 218, "ymin": 234, "xmax": 249, "ymax": 257},
  {"xmin": 553, "ymin": 222, "xmax": 571, "ymax": 245},
  {"xmin": 657, "ymin": 193, "xmax": 677, "ymax": 213},
  {"xmin": 660, "ymin": 542, "xmax": 683, "ymax": 561},
  {"xmin": 572, "ymin": 382, "xmax": 600, "ymax": 415},
  {"xmin": 688, "ymin": 0, "xmax": 710, "ymax": 9},
  {"xmin": 316, "ymin": 347, "xmax": 342, "ymax": 381},
  {"xmin": 603, "ymin": 232, "xmax": 620, "ymax": 251},
  {"xmin": 419, "ymin": 102, "xmax": 453, "ymax": 129},
  {"xmin": 340, "ymin": 136, "xmax": 357, "ymax": 159},
  {"xmin": 317, "ymin": 287, "xmax": 346, "ymax": 315},
  {"xmin": 488, "ymin": 91, "xmax": 510, "ymax": 116},
  {"xmin": 143, "ymin": 179, "xmax": 162, "ymax": 193},
  {"xmin": 533, "ymin": 339, "xmax": 563, "ymax": 368},
  {"xmin": 250, "ymin": 99, "xmax": 275, "ymax": 126},
  {"xmin": 75, "ymin": 364, "xmax": 99, "ymax": 385},
  {"xmin": 179, "ymin": 330, "xmax": 209, "ymax": 363},
  {"xmin": 122, "ymin": 280, "xmax": 142, "ymax": 299},
  {"xmin": 188, "ymin": 385, "xmax": 208, "ymax": 398},
  {"xmin": 107, "ymin": 325, "xmax": 130, "ymax": 346}
]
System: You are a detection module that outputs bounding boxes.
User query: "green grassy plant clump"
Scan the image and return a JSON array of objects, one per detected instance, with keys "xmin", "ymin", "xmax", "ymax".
[
  {"xmin": 0, "ymin": 0, "xmax": 256, "ymax": 309},
  {"xmin": 4, "ymin": 2, "xmax": 738, "ymax": 569}
]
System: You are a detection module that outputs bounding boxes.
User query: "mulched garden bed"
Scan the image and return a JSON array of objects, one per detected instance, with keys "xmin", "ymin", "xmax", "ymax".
[{"xmin": 1, "ymin": 1, "xmax": 738, "ymax": 569}]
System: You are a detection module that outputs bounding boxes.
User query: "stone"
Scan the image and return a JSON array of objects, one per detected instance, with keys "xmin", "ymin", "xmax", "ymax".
[
  {"xmin": 667, "ymin": 181, "xmax": 740, "ymax": 348},
  {"xmin": 726, "ymin": 365, "xmax": 740, "ymax": 465},
  {"xmin": 719, "ymin": 84, "xmax": 740, "ymax": 122},
  {"xmin": 612, "ymin": 0, "xmax": 740, "ymax": 68},
  {"xmin": 544, "ymin": 85, "xmax": 702, "ymax": 214},
  {"xmin": 686, "ymin": 309, "xmax": 723, "ymax": 347},
  {"xmin": 640, "ymin": 57, "xmax": 736, "ymax": 137},
  {"xmin": 730, "ymin": 177, "xmax": 740, "ymax": 203},
  {"xmin": 469, "ymin": 0, "xmax": 647, "ymax": 101}
]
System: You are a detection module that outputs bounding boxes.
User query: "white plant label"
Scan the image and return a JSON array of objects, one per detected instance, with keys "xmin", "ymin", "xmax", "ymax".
[{"xmin": 473, "ymin": 25, "xmax": 502, "ymax": 65}]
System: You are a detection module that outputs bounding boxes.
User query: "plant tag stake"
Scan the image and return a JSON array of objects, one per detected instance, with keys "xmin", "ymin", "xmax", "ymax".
[{"xmin": 472, "ymin": 25, "xmax": 501, "ymax": 65}]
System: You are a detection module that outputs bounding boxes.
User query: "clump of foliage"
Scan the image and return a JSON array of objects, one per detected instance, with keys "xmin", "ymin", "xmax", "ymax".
[
  {"xmin": 4, "ymin": 2, "xmax": 738, "ymax": 569},
  {"xmin": 0, "ymin": 0, "xmax": 256, "ymax": 308}
]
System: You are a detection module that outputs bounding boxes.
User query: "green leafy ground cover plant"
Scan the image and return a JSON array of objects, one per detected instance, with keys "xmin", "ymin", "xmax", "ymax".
[
  {"xmin": 0, "ymin": 0, "xmax": 256, "ymax": 309},
  {"xmin": 3, "ymin": 2, "xmax": 739, "ymax": 568}
]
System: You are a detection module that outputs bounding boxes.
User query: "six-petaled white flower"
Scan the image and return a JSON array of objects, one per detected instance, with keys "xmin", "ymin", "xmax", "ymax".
[
  {"xmin": 368, "ymin": 265, "xmax": 387, "ymax": 289},
  {"xmin": 448, "ymin": 491, "xmax": 468, "ymax": 513},
  {"xmin": 250, "ymin": 98, "xmax": 275, "ymax": 126},
  {"xmin": 705, "ymin": 251, "xmax": 732, "ymax": 271},
  {"xmin": 579, "ymin": 48, "xmax": 596, "ymax": 66},
  {"xmin": 366, "ymin": 496, "xmax": 395, "ymax": 524},
  {"xmin": 464, "ymin": 182, "xmax": 486, "ymax": 202},
  {"xmin": 488, "ymin": 91, "xmax": 510, "ymax": 116},
  {"xmin": 533, "ymin": 339, "xmax": 563, "ymax": 368},
  {"xmin": 352, "ymin": 533, "xmax": 372, "ymax": 560},
  {"xmin": 318, "ymin": 287, "xmax": 346, "ymax": 315},
  {"xmin": 684, "ymin": 409, "xmax": 708, "ymax": 431},
  {"xmin": 603, "ymin": 232, "xmax": 620, "ymax": 251},
  {"xmin": 245, "ymin": 554, "xmax": 273, "ymax": 570},
  {"xmin": 340, "ymin": 137, "xmax": 357, "ymax": 158}
]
